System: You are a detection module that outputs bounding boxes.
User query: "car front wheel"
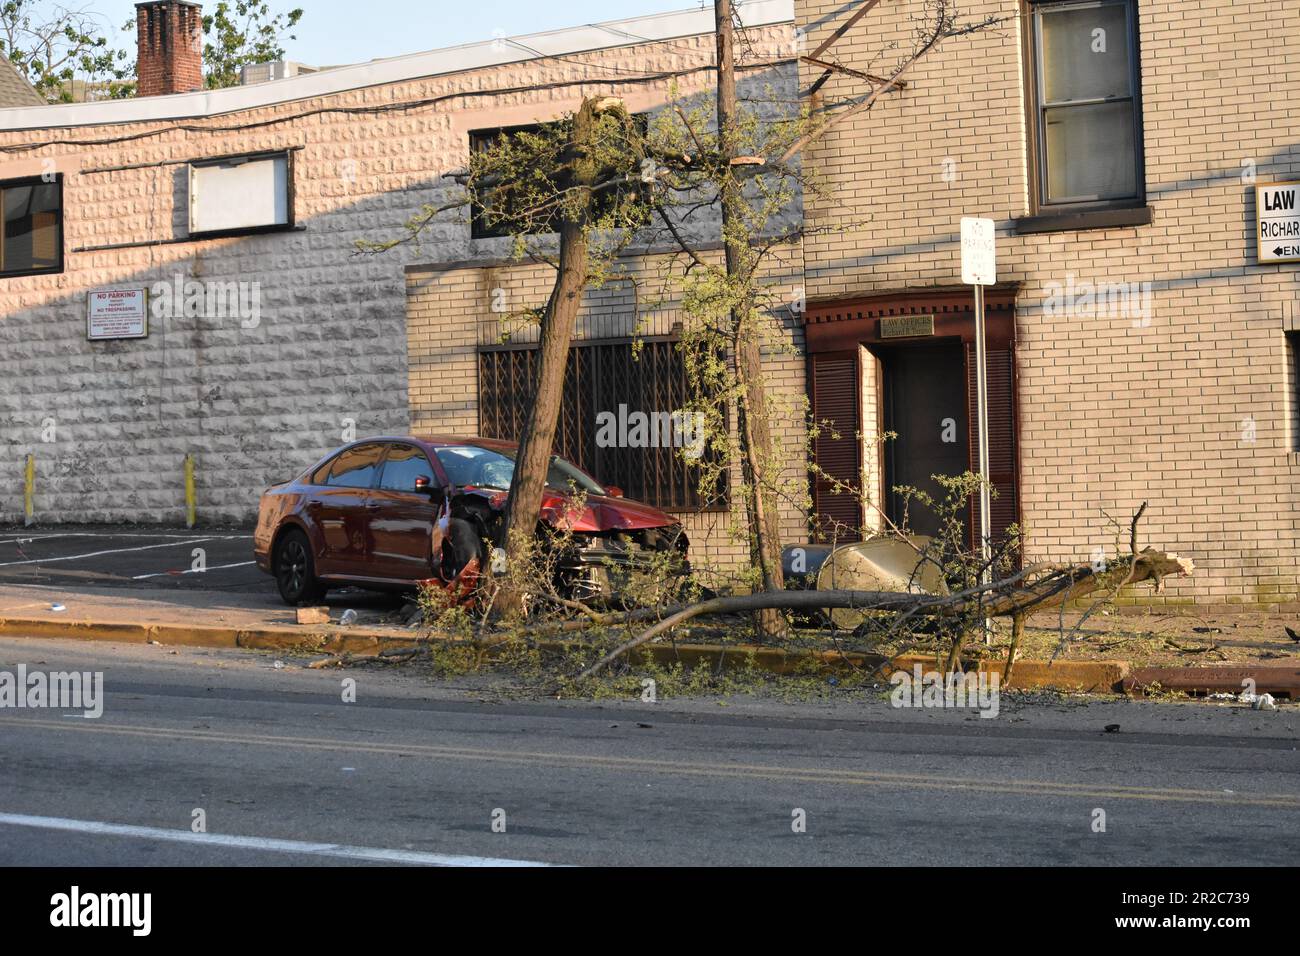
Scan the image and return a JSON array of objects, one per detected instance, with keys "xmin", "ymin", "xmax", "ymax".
[{"xmin": 274, "ymin": 528, "xmax": 326, "ymax": 606}]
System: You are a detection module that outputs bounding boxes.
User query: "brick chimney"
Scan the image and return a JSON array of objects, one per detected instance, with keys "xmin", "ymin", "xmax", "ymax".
[{"xmin": 136, "ymin": 1, "xmax": 203, "ymax": 97}]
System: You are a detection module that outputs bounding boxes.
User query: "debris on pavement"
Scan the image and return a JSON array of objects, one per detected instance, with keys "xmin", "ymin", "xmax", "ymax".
[
  {"xmin": 295, "ymin": 606, "xmax": 330, "ymax": 625},
  {"xmin": 1252, "ymin": 693, "xmax": 1278, "ymax": 712}
]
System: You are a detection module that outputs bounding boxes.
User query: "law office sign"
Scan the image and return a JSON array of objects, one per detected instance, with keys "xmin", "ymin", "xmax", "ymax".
[
  {"xmin": 1257, "ymin": 182, "xmax": 1300, "ymax": 264},
  {"xmin": 87, "ymin": 289, "xmax": 149, "ymax": 340}
]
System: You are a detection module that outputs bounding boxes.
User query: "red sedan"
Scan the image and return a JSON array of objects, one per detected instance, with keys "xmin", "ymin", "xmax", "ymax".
[{"xmin": 254, "ymin": 436, "xmax": 689, "ymax": 606}]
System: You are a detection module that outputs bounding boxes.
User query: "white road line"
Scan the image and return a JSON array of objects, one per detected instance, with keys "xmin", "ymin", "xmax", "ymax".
[
  {"xmin": 0, "ymin": 538, "xmax": 226, "ymax": 568},
  {"xmin": 131, "ymin": 561, "xmax": 257, "ymax": 581},
  {"xmin": 0, "ymin": 812, "xmax": 554, "ymax": 867}
]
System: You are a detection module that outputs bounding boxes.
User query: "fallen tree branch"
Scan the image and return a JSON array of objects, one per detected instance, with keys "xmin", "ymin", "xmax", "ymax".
[
  {"xmin": 307, "ymin": 646, "xmax": 431, "ymax": 669},
  {"xmin": 578, "ymin": 549, "xmax": 1193, "ymax": 678}
]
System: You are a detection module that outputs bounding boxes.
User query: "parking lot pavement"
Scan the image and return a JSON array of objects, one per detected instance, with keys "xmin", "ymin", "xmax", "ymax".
[
  {"xmin": 0, "ymin": 525, "xmax": 411, "ymax": 628},
  {"xmin": 0, "ymin": 526, "xmax": 261, "ymax": 592}
]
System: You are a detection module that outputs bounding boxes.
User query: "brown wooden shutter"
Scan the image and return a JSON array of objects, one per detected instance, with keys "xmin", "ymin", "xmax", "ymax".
[
  {"xmin": 965, "ymin": 345, "xmax": 1020, "ymax": 556},
  {"xmin": 809, "ymin": 351, "xmax": 862, "ymax": 542}
]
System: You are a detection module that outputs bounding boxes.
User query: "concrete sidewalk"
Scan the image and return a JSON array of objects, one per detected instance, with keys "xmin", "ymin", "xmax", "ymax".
[{"xmin": 0, "ymin": 580, "xmax": 1297, "ymax": 697}]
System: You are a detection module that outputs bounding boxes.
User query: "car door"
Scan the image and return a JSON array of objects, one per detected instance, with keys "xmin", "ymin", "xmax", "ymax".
[
  {"xmin": 368, "ymin": 442, "xmax": 441, "ymax": 581},
  {"xmin": 312, "ymin": 442, "xmax": 385, "ymax": 577}
]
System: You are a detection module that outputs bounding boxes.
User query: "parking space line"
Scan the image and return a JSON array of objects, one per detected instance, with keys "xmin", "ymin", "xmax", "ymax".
[
  {"xmin": 0, "ymin": 538, "xmax": 229, "ymax": 568},
  {"xmin": 132, "ymin": 561, "xmax": 257, "ymax": 580}
]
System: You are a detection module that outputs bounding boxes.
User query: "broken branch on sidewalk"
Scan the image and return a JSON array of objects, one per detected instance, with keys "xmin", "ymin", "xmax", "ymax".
[{"xmin": 578, "ymin": 546, "xmax": 1194, "ymax": 679}]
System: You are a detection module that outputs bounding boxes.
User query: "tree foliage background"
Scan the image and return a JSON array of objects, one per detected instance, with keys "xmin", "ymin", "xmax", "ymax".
[{"xmin": 0, "ymin": 0, "xmax": 304, "ymax": 101}]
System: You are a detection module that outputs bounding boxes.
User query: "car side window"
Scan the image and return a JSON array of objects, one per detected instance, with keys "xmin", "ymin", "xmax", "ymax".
[
  {"xmin": 326, "ymin": 443, "xmax": 384, "ymax": 489},
  {"xmin": 378, "ymin": 444, "xmax": 436, "ymax": 493},
  {"xmin": 310, "ymin": 459, "xmax": 335, "ymax": 485}
]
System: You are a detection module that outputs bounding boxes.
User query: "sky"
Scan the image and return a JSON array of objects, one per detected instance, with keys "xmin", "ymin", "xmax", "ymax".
[{"xmin": 85, "ymin": 0, "xmax": 707, "ymax": 66}]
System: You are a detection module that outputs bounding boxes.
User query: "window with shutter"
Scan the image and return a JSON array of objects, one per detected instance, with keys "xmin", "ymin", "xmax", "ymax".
[{"xmin": 809, "ymin": 351, "xmax": 862, "ymax": 542}]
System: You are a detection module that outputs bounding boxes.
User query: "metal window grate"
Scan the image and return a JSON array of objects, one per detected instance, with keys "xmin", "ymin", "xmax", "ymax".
[{"xmin": 478, "ymin": 338, "xmax": 727, "ymax": 512}]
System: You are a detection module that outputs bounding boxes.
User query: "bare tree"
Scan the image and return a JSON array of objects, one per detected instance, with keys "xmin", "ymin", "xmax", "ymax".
[{"xmin": 0, "ymin": 0, "xmax": 132, "ymax": 102}]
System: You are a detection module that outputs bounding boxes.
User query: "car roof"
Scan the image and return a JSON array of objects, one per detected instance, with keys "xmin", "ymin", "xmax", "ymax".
[{"xmin": 356, "ymin": 435, "xmax": 519, "ymax": 452}]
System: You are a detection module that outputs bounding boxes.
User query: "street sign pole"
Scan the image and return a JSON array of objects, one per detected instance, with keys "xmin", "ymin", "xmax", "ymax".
[
  {"xmin": 973, "ymin": 281, "xmax": 992, "ymax": 609},
  {"xmin": 960, "ymin": 217, "xmax": 996, "ymax": 646}
]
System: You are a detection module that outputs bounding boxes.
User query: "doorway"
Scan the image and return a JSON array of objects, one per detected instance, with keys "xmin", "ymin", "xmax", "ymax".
[{"xmin": 877, "ymin": 340, "xmax": 969, "ymax": 538}]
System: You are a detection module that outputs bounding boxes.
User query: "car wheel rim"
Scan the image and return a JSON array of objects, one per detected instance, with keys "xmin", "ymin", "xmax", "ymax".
[{"xmin": 280, "ymin": 540, "xmax": 307, "ymax": 596}]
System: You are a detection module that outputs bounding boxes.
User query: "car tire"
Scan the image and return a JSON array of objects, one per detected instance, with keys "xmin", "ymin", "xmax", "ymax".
[
  {"xmin": 445, "ymin": 517, "xmax": 486, "ymax": 577},
  {"xmin": 274, "ymin": 528, "xmax": 326, "ymax": 606}
]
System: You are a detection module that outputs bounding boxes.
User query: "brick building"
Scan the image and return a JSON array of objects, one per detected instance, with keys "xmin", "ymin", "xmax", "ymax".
[
  {"xmin": 794, "ymin": 0, "xmax": 1300, "ymax": 606},
  {"xmin": 5, "ymin": 0, "xmax": 1297, "ymax": 605},
  {"xmin": 0, "ymin": 0, "xmax": 803, "ymax": 572}
]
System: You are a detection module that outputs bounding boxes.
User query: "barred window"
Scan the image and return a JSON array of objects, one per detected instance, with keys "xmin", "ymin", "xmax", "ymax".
[{"xmin": 477, "ymin": 338, "xmax": 726, "ymax": 512}]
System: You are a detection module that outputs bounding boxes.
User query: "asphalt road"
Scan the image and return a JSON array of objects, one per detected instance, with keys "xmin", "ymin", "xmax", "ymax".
[{"xmin": 0, "ymin": 636, "xmax": 1297, "ymax": 866}]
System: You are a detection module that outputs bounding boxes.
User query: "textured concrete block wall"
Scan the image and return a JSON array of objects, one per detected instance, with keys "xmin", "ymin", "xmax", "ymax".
[
  {"xmin": 0, "ymin": 23, "xmax": 797, "ymax": 530},
  {"xmin": 795, "ymin": 0, "xmax": 1300, "ymax": 606}
]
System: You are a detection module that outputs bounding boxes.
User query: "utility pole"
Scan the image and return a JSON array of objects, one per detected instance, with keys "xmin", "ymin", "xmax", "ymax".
[{"xmin": 715, "ymin": 0, "xmax": 786, "ymax": 636}]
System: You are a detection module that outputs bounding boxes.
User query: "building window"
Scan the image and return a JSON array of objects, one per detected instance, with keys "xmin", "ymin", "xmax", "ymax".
[
  {"xmin": 188, "ymin": 151, "xmax": 293, "ymax": 238},
  {"xmin": 477, "ymin": 338, "xmax": 726, "ymax": 512},
  {"xmin": 1029, "ymin": 0, "xmax": 1144, "ymax": 210},
  {"xmin": 1289, "ymin": 332, "xmax": 1300, "ymax": 452},
  {"xmin": 1, "ymin": 175, "xmax": 62, "ymax": 278},
  {"xmin": 469, "ymin": 116, "xmax": 647, "ymax": 240}
]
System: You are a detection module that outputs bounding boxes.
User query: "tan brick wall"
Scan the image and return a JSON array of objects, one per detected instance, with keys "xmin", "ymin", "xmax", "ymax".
[
  {"xmin": 795, "ymin": 0, "xmax": 1300, "ymax": 606},
  {"xmin": 405, "ymin": 243, "xmax": 810, "ymax": 579}
]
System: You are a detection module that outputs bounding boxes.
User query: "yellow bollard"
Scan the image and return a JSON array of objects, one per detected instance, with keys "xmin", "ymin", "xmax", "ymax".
[
  {"xmin": 24, "ymin": 454, "xmax": 34, "ymax": 526},
  {"xmin": 184, "ymin": 453, "xmax": 196, "ymax": 529}
]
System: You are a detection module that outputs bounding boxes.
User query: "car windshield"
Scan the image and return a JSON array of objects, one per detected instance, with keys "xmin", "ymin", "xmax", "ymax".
[{"xmin": 434, "ymin": 445, "xmax": 606, "ymax": 496}]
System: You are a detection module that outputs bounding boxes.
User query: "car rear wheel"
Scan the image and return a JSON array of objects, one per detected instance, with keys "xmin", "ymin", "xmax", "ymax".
[{"xmin": 275, "ymin": 529, "xmax": 326, "ymax": 606}]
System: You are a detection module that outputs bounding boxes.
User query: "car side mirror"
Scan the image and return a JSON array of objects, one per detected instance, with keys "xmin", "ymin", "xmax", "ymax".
[
  {"xmin": 414, "ymin": 475, "xmax": 437, "ymax": 494},
  {"xmin": 605, "ymin": 486, "xmax": 624, "ymax": 498}
]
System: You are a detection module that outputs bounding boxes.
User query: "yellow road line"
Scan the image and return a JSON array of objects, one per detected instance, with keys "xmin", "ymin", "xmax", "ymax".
[{"xmin": 3, "ymin": 715, "xmax": 1297, "ymax": 809}]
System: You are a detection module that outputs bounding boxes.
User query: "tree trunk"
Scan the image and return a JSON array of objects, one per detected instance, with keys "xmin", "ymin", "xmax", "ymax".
[
  {"xmin": 494, "ymin": 99, "xmax": 600, "ymax": 616},
  {"xmin": 715, "ymin": 0, "xmax": 787, "ymax": 638}
]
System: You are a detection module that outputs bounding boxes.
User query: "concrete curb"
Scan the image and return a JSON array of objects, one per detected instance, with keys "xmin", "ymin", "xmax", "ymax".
[{"xmin": 0, "ymin": 614, "xmax": 1292, "ymax": 696}]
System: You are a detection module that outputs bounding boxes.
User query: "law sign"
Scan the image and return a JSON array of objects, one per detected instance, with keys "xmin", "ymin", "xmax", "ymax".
[
  {"xmin": 960, "ymin": 216, "xmax": 996, "ymax": 285},
  {"xmin": 87, "ymin": 289, "xmax": 149, "ymax": 341},
  {"xmin": 1257, "ymin": 182, "xmax": 1300, "ymax": 264}
]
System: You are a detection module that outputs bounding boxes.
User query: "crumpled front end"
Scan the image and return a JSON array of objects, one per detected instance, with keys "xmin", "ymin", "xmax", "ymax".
[{"xmin": 557, "ymin": 525, "xmax": 690, "ymax": 603}]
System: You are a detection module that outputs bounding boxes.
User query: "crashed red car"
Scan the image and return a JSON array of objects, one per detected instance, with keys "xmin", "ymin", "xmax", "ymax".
[{"xmin": 254, "ymin": 436, "xmax": 689, "ymax": 606}]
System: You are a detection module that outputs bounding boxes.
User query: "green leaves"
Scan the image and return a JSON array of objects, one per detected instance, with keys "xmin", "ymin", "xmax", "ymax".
[
  {"xmin": 202, "ymin": 0, "xmax": 304, "ymax": 89},
  {"xmin": 0, "ymin": 0, "xmax": 133, "ymax": 102}
]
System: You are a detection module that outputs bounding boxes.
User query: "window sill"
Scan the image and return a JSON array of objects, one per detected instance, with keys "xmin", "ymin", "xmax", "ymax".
[
  {"xmin": 0, "ymin": 265, "xmax": 64, "ymax": 280},
  {"xmin": 73, "ymin": 224, "xmax": 304, "ymax": 254},
  {"xmin": 1013, "ymin": 206, "xmax": 1152, "ymax": 235}
]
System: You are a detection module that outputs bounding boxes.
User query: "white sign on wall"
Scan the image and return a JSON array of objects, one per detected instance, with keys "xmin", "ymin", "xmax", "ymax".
[
  {"xmin": 87, "ymin": 289, "xmax": 149, "ymax": 341},
  {"xmin": 960, "ymin": 216, "xmax": 997, "ymax": 286},
  {"xmin": 1257, "ymin": 182, "xmax": 1300, "ymax": 264}
]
